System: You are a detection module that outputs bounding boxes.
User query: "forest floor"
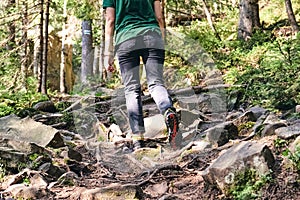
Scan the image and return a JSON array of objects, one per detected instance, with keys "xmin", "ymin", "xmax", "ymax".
[
  {"xmin": 1, "ymin": 88, "xmax": 300, "ymax": 199},
  {"xmin": 49, "ymin": 136, "xmax": 300, "ymax": 200}
]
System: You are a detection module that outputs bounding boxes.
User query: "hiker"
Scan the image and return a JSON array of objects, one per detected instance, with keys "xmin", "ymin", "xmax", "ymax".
[{"xmin": 103, "ymin": 0, "xmax": 180, "ymax": 151}]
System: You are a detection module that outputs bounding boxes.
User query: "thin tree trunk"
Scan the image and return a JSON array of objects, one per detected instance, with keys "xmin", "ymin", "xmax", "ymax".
[
  {"xmin": 33, "ymin": 39, "xmax": 40, "ymax": 78},
  {"xmin": 38, "ymin": 0, "xmax": 44, "ymax": 92},
  {"xmin": 41, "ymin": 0, "xmax": 50, "ymax": 95},
  {"xmin": 93, "ymin": 46, "xmax": 100, "ymax": 76},
  {"xmin": 201, "ymin": 0, "xmax": 221, "ymax": 41},
  {"xmin": 60, "ymin": 0, "xmax": 67, "ymax": 93},
  {"xmin": 285, "ymin": 0, "xmax": 299, "ymax": 32},
  {"xmin": 81, "ymin": 20, "xmax": 93, "ymax": 84},
  {"xmin": 6, "ymin": 0, "xmax": 16, "ymax": 50},
  {"xmin": 252, "ymin": 0, "xmax": 260, "ymax": 28},
  {"xmin": 20, "ymin": 0, "xmax": 28, "ymax": 90}
]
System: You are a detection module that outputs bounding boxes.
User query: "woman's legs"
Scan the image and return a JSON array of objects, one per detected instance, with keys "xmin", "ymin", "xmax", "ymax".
[
  {"xmin": 117, "ymin": 32, "xmax": 179, "ymax": 149},
  {"xmin": 142, "ymin": 32, "xmax": 173, "ymax": 114},
  {"xmin": 117, "ymin": 38, "xmax": 145, "ymax": 135}
]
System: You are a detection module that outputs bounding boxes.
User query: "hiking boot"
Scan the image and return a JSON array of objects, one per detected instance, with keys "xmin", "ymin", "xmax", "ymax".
[
  {"xmin": 122, "ymin": 140, "xmax": 144, "ymax": 153},
  {"xmin": 133, "ymin": 140, "xmax": 145, "ymax": 151},
  {"xmin": 164, "ymin": 107, "xmax": 181, "ymax": 149}
]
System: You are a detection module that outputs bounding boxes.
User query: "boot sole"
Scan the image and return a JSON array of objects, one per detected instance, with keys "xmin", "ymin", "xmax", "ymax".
[{"xmin": 167, "ymin": 113, "xmax": 181, "ymax": 149}]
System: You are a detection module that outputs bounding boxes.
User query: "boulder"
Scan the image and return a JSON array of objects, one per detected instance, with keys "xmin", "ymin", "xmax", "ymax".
[
  {"xmin": 201, "ymin": 141, "xmax": 274, "ymax": 193},
  {"xmin": 0, "ymin": 139, "xmax": 47, "ymax": 169},
  {"xmin": 38, "ymin": 163, "xmax": 66, "ymax": 179},
  {"xmin": 233, "ymin": 110, "xmax": 257, "ymax": 127},
  {"xmin": 4, "ymin": 184, "xmax": 49, "ymax": 200},
  {"xmin": 203, "ymin": 121, "xmax": 238, "ymax": 147},
  {"xmin": 275, "ymin": 122, "xmax": 300, "ymax": 139},
  {"xmin": 247, "ymin": 106, "xmax": 268, "ymax": 121},
  {"xmin": 1, "ymin": 169, "xmax": 48, "ymax": 190},
  {"xmin": 144, "ymin": 114, "xmax": 167, "ymax": 139},
  {"xmin": 179, "ymin": 109, "xmax": 200, "ymax": 127},
  {"xmin": 0, "ymin": 115, "xmax": 64, "ymax": 148},
  {"xmin": 33, "ymin": 101, "xmax": 56, "ymax": 113},
  {"xmin": 74, "ymin": 184, "xmax": 144, "ymax": 200},
  {"xmin": 261, "ymin": 122, "xmax": 286, "ymax": 137}
]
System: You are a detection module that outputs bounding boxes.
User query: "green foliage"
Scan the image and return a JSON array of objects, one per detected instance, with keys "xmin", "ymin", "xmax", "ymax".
[
  {"xmin": 274, "ymin": 138, "xmax": 287, "ymax": 148},
  {"xmin": 282, "ymin": 145, "xmax": 300, "ymax": 172},
  {"xmin": 0, "ymin": 162, "xmax": 6, "ymax": 181},
  {"xmin": 228, "ymin": 34, "xmax": 300, "ymax": 110},
  {"xmin": 229, "ymin": 169, "xmax": 272, "ymax": 200},
  {"xmin": 68, "ymin": 0, "xmax": 101, "ymax": 20},
  {"xmin": 173, "ymin": 1, "xmax": 300, "ymax": 112},
  {"xmin": 105, "ymin": 73, "xmax": 122, "ymax": 89},
  {"xmin": 179, "ymin": 20, "xmax": 223, "ymax": 56},
  {"xmin": 28, "ymin": 153, "xmax": 43, "ymax": 169},
  {"xmin": 22, "ymin": 177, "xmax": 30, "ymax": 185},
  {"xmin": 237, "ymin": 121, "xmax": 256, "ymax": 134},
  {"xmin": 0, "ymin": 77, "xmax": 49, "ymax": 117},
  {"xmin": 55, "ymin": 102, "xmax": 72, "ymax": 112},
  {"xmin": 0, "ymin": 0, "xmax": 299, "ymax": 116}
]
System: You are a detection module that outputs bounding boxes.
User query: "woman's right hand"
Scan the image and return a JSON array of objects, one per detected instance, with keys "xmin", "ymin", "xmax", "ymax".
[{"xmin": 104, "ymin": 54, "xmax": 115, "ymax": 72}]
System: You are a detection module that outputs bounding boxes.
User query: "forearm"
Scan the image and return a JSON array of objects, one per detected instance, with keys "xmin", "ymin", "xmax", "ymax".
[
  {"xmin": 154, "ymin": 0, "xmax": 164, "ymax": 38},
  {"xmin": 104, "ymin": 7, "xmax": 115, "ymax": 55}
]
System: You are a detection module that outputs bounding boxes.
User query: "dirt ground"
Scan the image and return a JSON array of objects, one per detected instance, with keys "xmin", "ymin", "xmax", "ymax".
[{"xmin": 50, "ymin": 143, "xmax": 300, "ymax": 200}]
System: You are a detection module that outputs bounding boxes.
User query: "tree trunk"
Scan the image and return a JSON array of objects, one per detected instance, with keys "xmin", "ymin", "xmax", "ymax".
[
  {"xmin": 201, "ymin": 0, "xmax": 221, "ymax": 41},
  {"xmin": 41, "ymin": 0, "xmax": 50, "ymax": 95},
  {"xmin": 60, "ymin": 0, "xmax": 68, "ymax": 93},
  {"xmin": 6, "ymin": 0, "xmax": 16, "ymax": 50},
  {"xmin": 37, "ymin": 0, "xmax": 44, "ymax": 92},
  {"xmin": 81, "ymin": 20, "xmax": 93, "ymax": 84},
  {"xmin": 20, "ymin": 0, "xmax": 28, "ymax": 90},
  {"xmin": 238, "ymin": 0, "xmax": 261, "ymax": 41},
  {"xmin": 93, "ymin": 46, "xmax": 100, "ymax": 76},
  {"xmin": 285, "ymin": 0, "xmax": 299, "ymax": 32}
]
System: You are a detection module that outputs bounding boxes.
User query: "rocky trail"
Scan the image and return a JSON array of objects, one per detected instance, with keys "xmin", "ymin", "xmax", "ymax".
[{"xmin": 0, "ymin": 78, "xmax": 300, "ymax": 199}]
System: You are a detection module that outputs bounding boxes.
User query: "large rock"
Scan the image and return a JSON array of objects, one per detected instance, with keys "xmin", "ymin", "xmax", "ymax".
[
  {"xmin": 247, "ymin": 106, "xmax": 268, "ymax": 121},
  {"xmin": 261, "ymin": 122, "xmax": 286, "ymax": 137},
  {"xmin": 144, "ymin": 114, "xmax": 167, "ymax": 139},
  {"xmin": 0, "ymin": 139, "xmax": 46, "ymax": 168},
  {"xmin": 72, "ymin": 184, "xmax": 144, "ymax": 200},
  {"xmin": 233, "ymin": 111, "xmax": 257, "ymax": 127},
  {"xmin": 179, "ymin": 109, "xmax": 200, "ymax": 127},
  {"xmin": 275, "ymin": 122, "xmax": 300, "ymax": 139},
  {"xmin": 202, "ymin": 121, "xmax": 238, "ymax": 147},
  {"xmin": 33, "ymin": 101, "xmax": 57, "ymax": 113},
  {"xmin": 177, "ymin": 93, "xmax": 226, "ymax": 114},
  {"xmin": 201, "ymin": 141, "xmax": 274, "ymax": 193},
  {"xmin": 5, "ymin": 184, "xmax": 49, "ymax": 199},
  {"xmin": 0, "ymin": 115, "xmax": 64, "ymax": 148},
  {"xmin": 1, "ymin": 169, "xmax": 48, "ymax": 190},
  {"xmin": 2, "ymin": 169, "xmax": 50, "ymax": 199},
  {"xmin": 0, "ymin": 115, "xmax": 64, "ymax": 171}
]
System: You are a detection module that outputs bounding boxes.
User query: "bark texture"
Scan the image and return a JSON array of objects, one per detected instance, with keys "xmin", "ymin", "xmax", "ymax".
[{"xmin": 238, "ymin": 0, "xmax": 260, "ymax": 41}]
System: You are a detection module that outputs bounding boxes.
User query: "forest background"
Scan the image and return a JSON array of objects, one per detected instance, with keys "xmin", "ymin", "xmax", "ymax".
[{"xmin": 0, "ymin": 0, "xmax": 300, "ymax": 117}]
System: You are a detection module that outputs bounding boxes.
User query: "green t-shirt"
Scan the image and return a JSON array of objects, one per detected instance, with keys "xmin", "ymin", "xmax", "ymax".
[{"xmin": 103, "ymin": 0, "xmax": 161, "ymax": 46}]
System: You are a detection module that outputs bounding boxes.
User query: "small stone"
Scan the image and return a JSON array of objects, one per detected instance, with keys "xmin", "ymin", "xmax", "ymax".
[{"xmin": 296, "ymin": 105, "xmax": 300, "ymax": 113}]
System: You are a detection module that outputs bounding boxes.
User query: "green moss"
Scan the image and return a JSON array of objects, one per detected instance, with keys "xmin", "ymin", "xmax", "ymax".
[
  {"xmin": 238, "ymin": 121, "xmax": 256, "ymax": 136},
  {"xmin": 228, "ymin": 169, "xmax": 272, "ymax": 200}
]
